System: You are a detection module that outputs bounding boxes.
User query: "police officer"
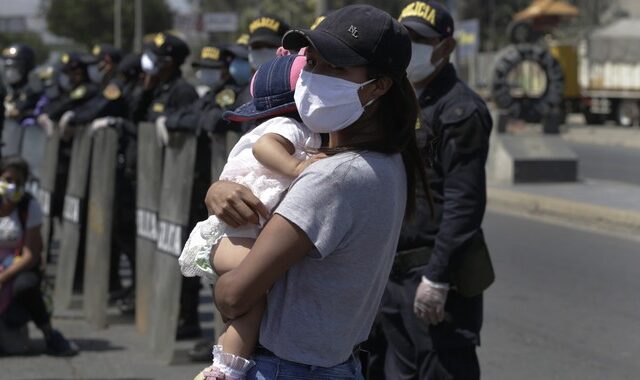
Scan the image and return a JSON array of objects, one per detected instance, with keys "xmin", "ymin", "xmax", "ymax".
[
  {"xmin": 87, "ymin": 44, "xmax": 122, "ymax": 87},
  {"xmin": 365, "ymin": 2, "xmax": 493, "ymax": 379},
  {"xmin": 247, "ymin": 15, "xmax": 290, "ymax": 71},
  {"xmin": 1, "ymin": 44, "xmax": 40, "ymax": 125}
]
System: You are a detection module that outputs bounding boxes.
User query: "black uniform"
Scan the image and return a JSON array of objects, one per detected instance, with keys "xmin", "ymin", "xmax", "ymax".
[
  {"xmin": 367, "ymin": 63, "xmax": 492, "ymax": 380},
  {"xmin": 4, "ymin": 81, "xmax": 41, "ymax": 124}
]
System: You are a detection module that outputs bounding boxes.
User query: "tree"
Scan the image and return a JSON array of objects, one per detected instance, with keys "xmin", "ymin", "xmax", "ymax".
[{"xmin": 43, "ymin": 0, "xmax": 173, "ymax": 52}]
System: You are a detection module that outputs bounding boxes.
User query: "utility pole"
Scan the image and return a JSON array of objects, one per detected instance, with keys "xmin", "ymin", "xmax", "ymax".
[
  {"xmin": 316, "ymin": 0, "xmax": 328, "ymax": 17},
  {"xmin": 114, "ymin": 0, "xmax": 122, "ymax": 48},
  {"xmin": 134, "ymin": 0, "xmax": 143, "ymax": 53}
]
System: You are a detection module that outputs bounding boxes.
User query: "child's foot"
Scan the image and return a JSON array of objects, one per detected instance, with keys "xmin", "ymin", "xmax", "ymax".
[{"xmin": 45, "ymin": 329, "xmax": 79, "ymax": 356}]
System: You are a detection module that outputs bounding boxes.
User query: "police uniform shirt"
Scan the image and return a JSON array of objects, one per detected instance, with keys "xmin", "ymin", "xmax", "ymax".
[
  {"xmin": 398, "ymin": 63, "xmax": 492, "ymax": 283},
  {"xmin": 165, "ymin": 80, "xmax": 244, "ymax": 135},
  {"xmin": 44, "ymin": 81, "xmax": 100, "ymax": 121},
  {"xmin": 141, "ymin": 72, "xmax": 198, "ymax": 123}
]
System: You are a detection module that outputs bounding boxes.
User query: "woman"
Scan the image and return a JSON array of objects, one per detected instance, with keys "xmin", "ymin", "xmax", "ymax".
[
  {"xmin": 204, "ymin": 5, "xmax": 429, "ymax": 379},
  {"xmin": 0, "ymin": 156, "xmax": 78, "ymax": 356}
]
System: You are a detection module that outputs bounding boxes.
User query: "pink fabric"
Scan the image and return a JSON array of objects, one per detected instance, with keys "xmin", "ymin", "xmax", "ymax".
[{"xmin": 289, "ymin": 54, "xmax": 306, "ymax": 91}]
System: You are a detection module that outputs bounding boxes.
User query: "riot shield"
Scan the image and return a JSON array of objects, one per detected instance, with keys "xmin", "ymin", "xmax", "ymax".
[
  {"xmin": 135, "ymin": 122, "xmax": 163, "ymax": 333},
  {"xmin": 83, "ymin": 127, "xmax": 118, "ymax": 328},
  {"xmin": 35, "ymin": 128, "xmax": 61, "ymax": 266},
  {"xmin": 53, "ymin": 127, "xmax": 93, "ymax": 311},
  {"xmin": 209, "ymin": 133, "xmax": 226, "ymax": 181},
  {"xmin": 19, "ymin": 122, "xmax": 47, "ymax": 183},
  {"xmin": 148, "ymin": 132, "xmax": 197, "ymax": 363},
  {"xmin": 1, "ymin": 119, "xmax": 23, "ymax": 156}
]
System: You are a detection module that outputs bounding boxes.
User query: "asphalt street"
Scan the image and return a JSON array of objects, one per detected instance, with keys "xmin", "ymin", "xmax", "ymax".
[
  {"xmin": 479, "ymin": 211, "xmax": 640, "ymax": 380},
  {"xmin": 567, "ymin": 141, "xmax": 640, "ymax": 186}
]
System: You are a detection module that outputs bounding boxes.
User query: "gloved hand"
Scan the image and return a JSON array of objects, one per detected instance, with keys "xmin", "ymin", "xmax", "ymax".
[
  {"xmin": 59, "ymin": 110, "xmax": 75, "ymax": 131},
  {"xmin": 155, "ymin": 115, "xmax": 169, "ymax": 147},
  {"xmin": 37, "ymin": 114, "xmax": 56, "ymax": 136},
  {"xmin": 413, "ymin": 276, "xmax": 449, "ymax": 325},
  {"xmin": 90, "ymin": 116, "xmax": 116, "ymax": 135}
]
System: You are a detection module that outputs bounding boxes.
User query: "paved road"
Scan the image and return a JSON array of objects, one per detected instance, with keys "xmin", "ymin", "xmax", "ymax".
[
  {"xmin": 479, "ymin": 211, "xmax": 640, "ymax": 380},
  {"xmin": 568, "ymin": 141, "xmax": 640, "ymax": 185}
]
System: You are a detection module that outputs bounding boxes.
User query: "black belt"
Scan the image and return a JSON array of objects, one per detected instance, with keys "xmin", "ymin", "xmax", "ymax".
[
  {"xmin": 253, "ymin": 344, "xmax": 362, "ymax": 360},
  {"xmin": 390, "ymin": 246, "xmax": 431, "ymax": 279}
]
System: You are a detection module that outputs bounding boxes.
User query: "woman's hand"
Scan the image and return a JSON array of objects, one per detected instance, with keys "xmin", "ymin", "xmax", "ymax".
[{"xmin": 205, "ymin": 181, "xmax": 269, "ymax": 228}]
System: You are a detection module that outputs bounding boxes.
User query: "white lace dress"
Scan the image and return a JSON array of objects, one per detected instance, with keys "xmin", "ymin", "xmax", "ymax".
[{"xmin": 178, "ymin": 117, "xmax": 321, "ymax": 282}]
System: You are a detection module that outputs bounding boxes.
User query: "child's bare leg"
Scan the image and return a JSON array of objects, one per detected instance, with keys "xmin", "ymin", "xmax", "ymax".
[
  {"xmin": 219, "ymin": 296, "xmax": 266, "ymax": 358},
  {"xmin": 212, "ymin": 237, "xmax": 254, "ymax": 275}
]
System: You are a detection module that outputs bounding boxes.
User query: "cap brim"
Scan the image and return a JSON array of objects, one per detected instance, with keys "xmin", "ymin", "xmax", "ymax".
[
  {"xmin": 223, "ymin": 101, "xmax": 297, "ymax": 122},
  {"xmin": 248, "ymin": 34, "xmax": 282, "ymax": 47},
  {"xmin": 401, "ymin": 20, "xmax": 442, "ymax": 39},
  {"xmin": 282, "ymin": 29, "xmax": 368, "ymax": 67},
  {"xmin": 224, "ymin": 45, "xmax": 249, "ymax": 59},
  {"xmin": 191, "ymin": 60, "xmax": 225, "ymax": 69}
]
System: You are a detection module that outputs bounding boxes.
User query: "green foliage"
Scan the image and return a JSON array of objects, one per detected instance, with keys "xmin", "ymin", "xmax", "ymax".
[
  {"xmin": 0, "ymin": 31, "xmax": 50, "ymax": 64},
  {"xmin": 43, "ymin": 0, "xmax": 173, "ymax": 51}
]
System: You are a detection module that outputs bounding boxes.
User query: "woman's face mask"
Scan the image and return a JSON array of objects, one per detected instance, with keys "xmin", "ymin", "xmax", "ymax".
[
  {"xmin": 248, "ymin": 48, "xmax": 275, "ymax": 70},
  {"xmin": 294, "ymin": 69, "xmax": 376, "ymax": 133},
  {"xmin": 229, "ymin": 58, "xmax": 251, "ymax": 86},
  {"xmin": 4, "ymin": 66, "xmax": 23, "ymax": 85},
  {"xmin": 195, "ymin": 68, "xmax": 222, "ymax": 88},
  {"xmin": 407, "ymin": 41, "xmax": 445, "ymax": 84}
]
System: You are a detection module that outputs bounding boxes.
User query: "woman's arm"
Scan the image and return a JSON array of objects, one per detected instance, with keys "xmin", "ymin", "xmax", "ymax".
[
  {"xmin": 215, "ymin": 214, "xmax": 314, "ymax": 319},
  {"xmin": 0, "ymin": 226, "xmax": 42, "ymax": 284}
]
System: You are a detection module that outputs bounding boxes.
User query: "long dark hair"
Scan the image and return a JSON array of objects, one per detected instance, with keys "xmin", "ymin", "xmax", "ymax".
[{"xmin": 318, "ymin": 71, "xmax": 433, "ymax": 219}]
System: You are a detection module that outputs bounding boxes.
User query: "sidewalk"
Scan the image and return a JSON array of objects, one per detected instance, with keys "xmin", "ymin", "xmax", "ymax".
[
  {"xmin": 488, "ymin": 179, "xmax": 640, "ymax": 236},
  {"xmin": 563, "ymin": 125, "xmax": 640, "ymax": 149},
  {"xmin": 2, "ymin": 299, "xmax": 211, "ymax": 379}
]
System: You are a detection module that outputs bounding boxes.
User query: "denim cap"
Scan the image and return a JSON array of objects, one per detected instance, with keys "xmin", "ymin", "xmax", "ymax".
[{"xmin": 223, "ymin": 53, "xmax": 306, "ymax": 122}]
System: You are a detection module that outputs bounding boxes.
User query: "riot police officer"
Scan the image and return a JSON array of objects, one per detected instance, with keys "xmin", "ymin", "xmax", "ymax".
[
  {"xmin": 247, "ymin": 15, "xmax": 290, "ymax": 71},
  {"xmin": 365, "ymin": 2, "xmax": 493, "ymax": 379},
  {"xmin": 87, "ymin": 43, "xmax": 122, "ymax": 87},
  {"xmin": 1, "ymin": 44, "xmax": 40, "ymax": 125}
]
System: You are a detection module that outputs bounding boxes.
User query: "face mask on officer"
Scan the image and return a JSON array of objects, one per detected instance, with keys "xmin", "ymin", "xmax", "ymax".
[
  {"xmin": 229, "ymin": 58, "xmax": 251, "ymax": 86},
  {"xmin": 141, "ymin": 51, "xmax": 159, "ymax": 75},
  {"xmin": 195, "ymin": 68, "xmax": 222, "ymax": 88},
  {"xmin": 248, "ymin": 48, "xmax": 276, "ymax": 70},
  {"xmin": 3, "ymin": 66, "xmax": 23, "ymax": 85},
  {"xmin": 407, "ymin": 41, "xmax": 446, "ymax": 84},
  {"xmin": 58, "ymin": 73, "xmax": 72, "ymax": 91},
  {"xmin": 88, "ymin": 63, "xmax": 105, "ymax": 84}
]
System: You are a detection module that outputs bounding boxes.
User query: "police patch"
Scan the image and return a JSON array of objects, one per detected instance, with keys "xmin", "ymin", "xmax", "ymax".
[
  {"xmin": 154, "ymin": 33, "xmax": 166, "ymax": 48},
  {"xmin": 215, "ymin": 88, "xmax": 236, "ymax": 108},
  {"xmin": 92, "ymin": 45, "xmax": 101, "ymax": 56},
  {"xmin": 103, "ymin": 83, "xmax": 122, "ymax": 100},
  {"xmin": 70, "ymin": 85, "xmax": 87, "ymax": 100},
  {"xmin": 152, "ymin": 102, "xmax": 165, "ymax": 113}
]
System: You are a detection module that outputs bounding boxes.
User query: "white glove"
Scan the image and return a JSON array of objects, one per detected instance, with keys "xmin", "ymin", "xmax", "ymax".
[
  {"xmin": 59, "ymin": 110, "xmax": 75, "ymax": 130},
  {"xmin": 37, "ymin": 114, "xmax": 56, "ymax": 136},
  {"xmin": 4, "ymin": 102, "xmax": 16, "ymax": 118},
  {"xmin": 414, "ymin": 276, "xmax": 449, "ymax": 325},
  {"xmin": 155, "ymin": 115, "xmax": 169, "ymax": 147},
  {"xmin": 90, "ymin": 116, "xmax": 116, "ymax": 135}
]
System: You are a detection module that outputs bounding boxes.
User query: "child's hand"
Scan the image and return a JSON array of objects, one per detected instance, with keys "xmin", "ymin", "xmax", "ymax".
[{"xmin": 293, "ymin": 153, "xmax": 327, "ymax": 177}]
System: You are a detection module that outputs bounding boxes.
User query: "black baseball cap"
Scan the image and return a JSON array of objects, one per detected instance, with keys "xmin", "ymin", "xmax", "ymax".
[
  {"xmin": 59, "ymin": 51, "xmax": 91, "ymax": 72},
  {"xmin": 90, "ymin": 43, "xmax": 123, "ymax": 64},
  {"xmin": 398, "ymin": 1, "xmax": 454, "ymax": 39},
  {"xmin": 248, "ymin": 15, "xmax": 290, "ymax": 47},
  {"xmin": 147, "ymin": 32, "xmax": 190, "ymax": 65},
  {"xmin": 192, "ymin": 46, "xmax": 231, "ymax": 69},
  {"xmin": 223, "ymin": 34, "xmax": 249, "ymax": 60},
  {"xmin": 282, "ymin": 5, "xmax": 411, "ymax": 79}
]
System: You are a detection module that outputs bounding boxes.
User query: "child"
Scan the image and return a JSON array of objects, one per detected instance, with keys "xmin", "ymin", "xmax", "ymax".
[{"xmin": 179, "ymin": 53, "xmax": 321, "ymax": 379}]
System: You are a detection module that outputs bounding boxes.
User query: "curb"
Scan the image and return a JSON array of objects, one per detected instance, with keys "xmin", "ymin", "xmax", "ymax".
[
  {"xmin": 562, "ymin": 128, "xmax": 640, "ymax": 150},
  {"xmin": 487, "ymin": 187, "xmax": 640, "ymax": 235}
]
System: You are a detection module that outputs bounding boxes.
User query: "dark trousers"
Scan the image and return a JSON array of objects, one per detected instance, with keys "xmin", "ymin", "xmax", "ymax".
[
  {"xmin": 11, "ymin": 271, "xmax": 50, "ymax": 328},
  {"xmin": 364, "ymin": 266, "xmax": 482, "ymax": 380}
]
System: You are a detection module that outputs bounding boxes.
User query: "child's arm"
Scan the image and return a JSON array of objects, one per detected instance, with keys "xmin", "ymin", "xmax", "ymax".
[{"xmin": 253, "ymin": 133, "xmax": 318, "ymax": 178}]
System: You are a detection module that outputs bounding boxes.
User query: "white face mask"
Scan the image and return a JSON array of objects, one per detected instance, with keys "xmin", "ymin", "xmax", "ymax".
[
  {"xmin": 141, "ymin": 52, "xmax": 157, "ymax": 74},
  {"xmin": 195, "ymin": 68, "xmax": 221, "ymax": 87},
  {"xmin": 248, "ymin": 48, "xmax": 275, "ymax": 70},
  {"xmin": 294, "ymin": 70, "xmax": 376, "ymax": 133},
  {"xmin": 4, "ymin": 67, "xmax": 23, "ymax": 85},
  {"xmin": 407, "ymin": 42, "xmax": 444, "ymax": 84}
]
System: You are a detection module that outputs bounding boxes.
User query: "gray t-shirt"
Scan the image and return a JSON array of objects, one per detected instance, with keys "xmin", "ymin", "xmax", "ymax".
[{"xmin": 260, "ymin": 151, "xmax": 407, "ymax": 367}]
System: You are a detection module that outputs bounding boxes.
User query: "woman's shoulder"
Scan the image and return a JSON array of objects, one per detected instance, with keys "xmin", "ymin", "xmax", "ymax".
[{"xmin": 304, "ymin": 152, "xmax": 404, "ymax": 185}]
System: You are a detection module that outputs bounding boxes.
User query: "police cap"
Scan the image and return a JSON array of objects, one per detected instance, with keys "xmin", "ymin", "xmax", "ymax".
[
  {"xmin": 116, "ymin": 53, "xmax": 142, "ymax": 79},
  {"xmin": 1, "ymin": 43, "xmax": 36, "ymax": 72},
  {"xmin": 222, "ymin": 34, "xmax": 249, "ymax": 60},
  {"xmin": 248, "ymin": 15, "xmax": 290, "ymax": 47},
  {"xmin": 59, "ymin": 51, "xmax": 90, "ymax": 72},
  {"xmin": 147, "ymin": 32, "xmax": 190, "ymax": 65},
  {"xmin": 398, "ymin": 1, "xmax": 454, "ymax": 39},
  {"xmin": 90, "ymin": 43, "xmax": 123, "ymax": 64},
  {"xmin": 192, "ymin": 46, "xmax": 231, "ymax": 69}
]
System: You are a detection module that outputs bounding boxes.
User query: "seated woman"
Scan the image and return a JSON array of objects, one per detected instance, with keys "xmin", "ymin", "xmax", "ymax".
[
  {"xmin": 0, "ymin": 156, "xmax": 78, "ymax": 356},
  {"xmin": 202, "ymin": 5, "xmax": 430, "ymax": 379}
]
